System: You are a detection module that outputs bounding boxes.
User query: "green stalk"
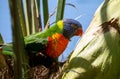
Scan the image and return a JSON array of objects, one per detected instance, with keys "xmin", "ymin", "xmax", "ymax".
[
  {"xmin": 24, "ymin": 0, "xmax": 30, "ymax": 35},
  {"xmin": 8, "ymin": 0, "xmax": 29, "ymax": 79},
  {"xmin": 31, "ymin": 0, "xmax": 36, "ymax": 34},
  {"xmin": 36, "ymin": 0, "xmax": 40, "ymax": 13},
  {"xmin": 17, "ymin": 0, "xmax": 27, "ymax": 36},
  {"xmin": 35, "ymin": 0, "xmax": 42, "ymax": 31},
  {"xmin": 0, "ymin": 34, "xmax": 4, "ymax": 45},
  {"xmin": 24, "ymin": 0, "xmax": 32, "ymax": 35},
  {"xmin": 56, "ymin": 0, "xmax": 66, "ymax": 22},
  {"xmin": 42, "ymin": 0, "xmax": 49, "ymax": 27}
]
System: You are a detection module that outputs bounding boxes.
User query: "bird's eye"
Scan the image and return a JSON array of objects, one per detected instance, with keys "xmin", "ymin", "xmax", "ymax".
[{"xmin": 71, "ymin": 24, "xmax": 77, "ymax": 29}]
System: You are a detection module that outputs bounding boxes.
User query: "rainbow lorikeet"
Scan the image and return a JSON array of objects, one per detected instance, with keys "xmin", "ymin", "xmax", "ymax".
[{"xmin": 2, "ymin": 19, "xmax": 83, "ymax": 67}]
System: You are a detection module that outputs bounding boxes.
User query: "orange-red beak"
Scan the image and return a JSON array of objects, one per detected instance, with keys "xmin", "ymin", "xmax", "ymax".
[{"xmin": 75, "ymin": 28, "xmax": 83, "ymax": 36}]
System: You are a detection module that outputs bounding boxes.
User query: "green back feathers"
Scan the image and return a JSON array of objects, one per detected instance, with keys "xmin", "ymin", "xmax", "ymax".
[{"xmin": 24, "ymin": 20, "xmax": 64, "ymax": 44}]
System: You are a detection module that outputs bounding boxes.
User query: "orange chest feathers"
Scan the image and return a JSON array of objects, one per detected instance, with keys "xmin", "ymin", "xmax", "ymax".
[{"xmin": 46, "ymin": 33, "xmax": 69, "ymax": 58}]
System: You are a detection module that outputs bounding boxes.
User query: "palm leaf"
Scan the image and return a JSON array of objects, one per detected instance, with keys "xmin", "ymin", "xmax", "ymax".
[
  {"xmin": 56, "ymin": 0, "xmax": 66, "ymax": 22},
  {"xmin": 62, "ymin": 0, "xmax": 120, "ymax": 79}
]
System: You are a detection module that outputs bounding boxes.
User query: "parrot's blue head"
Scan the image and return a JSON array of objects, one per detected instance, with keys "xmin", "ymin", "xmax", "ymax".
[{"xmin": 63, "ymin": 19, "xmax": 83, "ymax": 39}]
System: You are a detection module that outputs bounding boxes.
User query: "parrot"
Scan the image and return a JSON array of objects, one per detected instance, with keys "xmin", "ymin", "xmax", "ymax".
[{"xmin": 2, "ymin": 19, "xmax": 83, "ymax": 67}]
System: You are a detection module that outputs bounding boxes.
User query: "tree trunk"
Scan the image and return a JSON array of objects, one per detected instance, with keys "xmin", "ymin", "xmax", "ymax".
[{"xmin": 62, "ymin": 0, "xmax": 120, "ymax": 79}]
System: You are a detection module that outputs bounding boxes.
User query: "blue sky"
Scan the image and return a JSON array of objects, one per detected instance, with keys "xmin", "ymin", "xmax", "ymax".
[{"xmin": 0, "ymin": 0, "xmax": 103, "ymax": 61}]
